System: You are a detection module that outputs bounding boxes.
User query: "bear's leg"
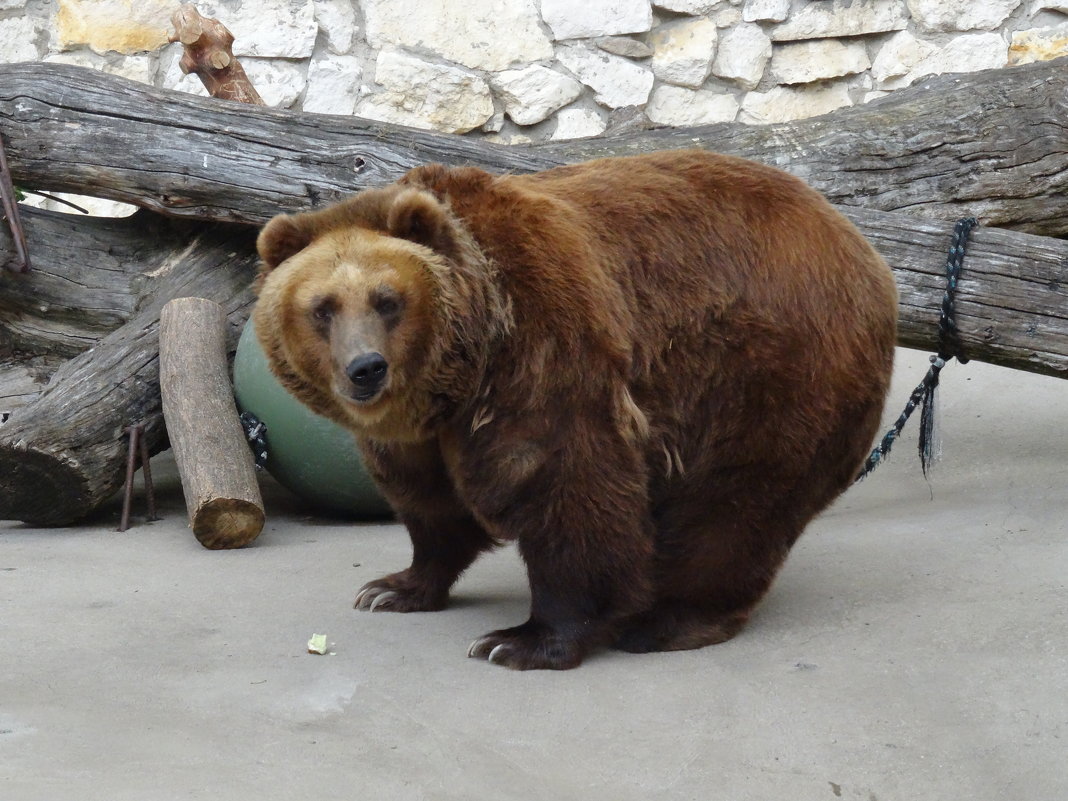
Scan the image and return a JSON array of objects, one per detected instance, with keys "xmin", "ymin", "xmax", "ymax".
[
  {"xmin": 466, "ymin": 426, "xmax": 656, "ymax": 670},
  {"xmin": 354, "ymin": 512, "xmax": 498, "ymax": 612},
  {"xmin": 614, "ymin": 500, "xmax": 803, "ymax": 654},
  {"xmin": 613, "ymin": 602, "xmax": 751, "ymax": 653},
  {"xmin": 355, "ymin": 439, "xmax": 499, "ymax": 612}
]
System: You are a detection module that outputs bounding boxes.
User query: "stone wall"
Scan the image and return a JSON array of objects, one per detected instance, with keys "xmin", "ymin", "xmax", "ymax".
[{"xmin": 5, "ymin": 0, "xmax": 1068, "ymax": 142}]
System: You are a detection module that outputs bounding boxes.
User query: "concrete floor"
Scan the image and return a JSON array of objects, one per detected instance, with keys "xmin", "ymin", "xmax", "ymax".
[{"xmin": 1, "ymin": 348, "xmax": 1066, "ymax": 800}]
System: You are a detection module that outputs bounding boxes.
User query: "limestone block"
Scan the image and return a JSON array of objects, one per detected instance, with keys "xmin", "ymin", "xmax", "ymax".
[
  {"xmin": 491, "ymin": 65, "xmax": 584, "ymax": 126},
  {"xmin": 192, "ymin": 0, "xmax": 318, "ymax": 59},
  {"xmin": 1008, "ymin": 23, "xmax": 1068, "ymax": 65},
  {"xmin": 542, "ymin": 0, "xmax": 653, "ymax": 40},
  {"xmin": 769, "ymin": 1, "xmax": 907, "ymax": 41},
  {"xmin": 907, "ymin": 0, "xmax": 1022, "ymax": 32},
  {"xmin": 303, "ymin": 55, "xmax": 362, "ymax": 115},
  {"xmin": 712, "ymin": 23, "xmax": 771, "ymax": 89},
  {"xmin": 648, "ymin": 18, "xmax": 718, "ymax": 87},
  {"xmin": 711, "ymin": 5, "xmax": 742, "ymax": 27},
  {"xmin": 557, "ymin": 44, "xmax": 656, "ymax": 108},
  {"xmin": 742, "ymin": 0, "xmax": 789, "ymax": 23},
  {"xmin": 646, "ymin": 85, "xmax": 740, "ymax": 126},
  {"xmin": 241, "ymin": 59, "xmax": 307, "ymax": 108},
  {"xmin": 313, "ymin": 0, "xmax": 358, "ymax": 55},
  {"xmin": 482, "ymin": 111, "xmax": 506, "ymax": 133},
  {"xmin": 356, "ymin": 49, "xmax": 493, "ymax": 134},
  {"xmin": 871, "ymin": 30, "xmax": 936, "ymax": 88},
  {"xmin": 647, "ymin": 18, "xmax": 719, "ymax": 88},
  {"xmin": 54, "ymin": 0, "xmax": 173, "ymax": 54},
  {"xmin": 595, "ymin": 36, "xmax": 654, "ymax": 59},
  {"xmin": 906, "ymin": 33, "xmax": 1008, "ymax": 82},
  {"xmin": 362, "ymin": 0, "xmax": 552, "ymax": 69},
  {"xmin": 739, "ymin": 83, "xmax": 853, "ymax": 124},
  {"xmin": 0, "ymin": 0, "xmax": 28, "ymax": 9},
  {"xmin": 770, "ymin": 39, "xmax": 870, "ymax": 85},
  {"xmin": 44, "ymin": 51, "xmax": 154, "ymax": 84},
  {"xmin": 551, "ymin": 108, "xmax": 608, "ymax": 140},
  {"xmin": 652, "ymin": 0, "xmax": 717, "ymax": 12},
  {"xmin": 1034, "ymin": 2, "xmax": 1068, "ymax": 11},
  {"xmin": 1, "ymin": 16, "xmax": 42, "ymax": 61}
]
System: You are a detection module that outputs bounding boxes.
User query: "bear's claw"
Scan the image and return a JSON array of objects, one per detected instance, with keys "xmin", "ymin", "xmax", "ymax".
[
  {"xmin": 352, "ymin": 571, "xmax": 449, "ymax": 612},
  {"xmin": 353, "ymin": 586, "xmax": 398, "ymax": 611}
]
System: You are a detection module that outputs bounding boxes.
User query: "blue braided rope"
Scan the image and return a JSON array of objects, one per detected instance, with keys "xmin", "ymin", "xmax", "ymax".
[{"xmin": 856, "ymin": 217, "xmax": 978, "ymax": 481}]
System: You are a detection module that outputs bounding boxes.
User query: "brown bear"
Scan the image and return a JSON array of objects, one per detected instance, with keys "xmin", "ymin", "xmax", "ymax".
[{"xmin": 253, "ymin": 149, "xmax": 898, "ymax": 670}]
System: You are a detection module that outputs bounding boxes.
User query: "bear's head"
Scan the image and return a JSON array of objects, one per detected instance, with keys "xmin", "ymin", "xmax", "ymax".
[{"xmin": 253, "ymin": 183, "xmax": 508, "ymax": 442}]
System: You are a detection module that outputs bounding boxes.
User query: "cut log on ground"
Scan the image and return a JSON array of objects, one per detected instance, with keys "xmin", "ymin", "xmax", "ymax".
[
  {"xmin": 160, "ymin": 297, "xmax": 264, "ymax": 549},
  {"xmin": 1, "ymin": 58, "xmax": 1065, "ymax": 235}
]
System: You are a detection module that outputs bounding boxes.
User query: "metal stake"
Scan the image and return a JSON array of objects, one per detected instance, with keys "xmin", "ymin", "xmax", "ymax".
[
  {"xmin": 118, "ymin": 424, "xmax": 158, "ymax": 531},
  {"xmin": 0, "ymin": 134, "xmax": 30, "ymax": 274}
]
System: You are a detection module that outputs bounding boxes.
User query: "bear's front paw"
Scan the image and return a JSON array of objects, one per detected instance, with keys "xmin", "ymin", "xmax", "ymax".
[
  {"xmin": 353, "ymin": 569, "xmax": 448, "ymax": 613},
  {"xmin": 467, "ymin": 621, "xmax": 586, "ymax": 670}
]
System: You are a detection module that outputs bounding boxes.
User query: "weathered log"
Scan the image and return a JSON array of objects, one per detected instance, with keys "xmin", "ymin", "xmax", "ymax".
[
  {"xmin": 1, "ymin": 59, "xmax": 1065, "ymax": 234},
  {"xmin": 160, "ymin": 297, "xmax": 264, "ymax": 548},
  {"xmin": 842, "ymin": 209, "xmax": 1068, "ymax": 379},
  {"xmin": 0, "ymin": 209, "xmax": 258, "ymax": 525}
]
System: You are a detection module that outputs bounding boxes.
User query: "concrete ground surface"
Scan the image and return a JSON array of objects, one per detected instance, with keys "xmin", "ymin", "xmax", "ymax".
[{"xmin": 1, "ymin": 348, "xmax": 1065, "ymax": 801}]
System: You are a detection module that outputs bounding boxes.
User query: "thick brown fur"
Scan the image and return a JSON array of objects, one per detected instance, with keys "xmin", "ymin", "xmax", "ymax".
[{"xmin": 253, "ymin": 150, "xmax": 898, "ymax": 670}]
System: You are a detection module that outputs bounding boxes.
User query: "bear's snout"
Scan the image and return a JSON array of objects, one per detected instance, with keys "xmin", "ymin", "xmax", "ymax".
[{"xmin": 345, "ymin": 352, "xmax": 389, "ymax": 401}]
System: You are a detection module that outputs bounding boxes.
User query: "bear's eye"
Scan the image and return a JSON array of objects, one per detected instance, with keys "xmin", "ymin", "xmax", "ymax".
[
  {"xmin": 309, "ymin": 298, "xmax": 336, "ymax": 332},
  {"xmin": 372, "ymin": 289, "xmax": 404, "ymax": 321}
]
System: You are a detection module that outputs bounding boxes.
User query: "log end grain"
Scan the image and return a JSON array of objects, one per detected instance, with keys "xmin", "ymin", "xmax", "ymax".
[
  {"xmin": 192, "ymin": 497, "xmax": 265, "ymax": 549},
  {"xmin": 0, "ymin": 444, "xmax": 91, "ymax": 526}
]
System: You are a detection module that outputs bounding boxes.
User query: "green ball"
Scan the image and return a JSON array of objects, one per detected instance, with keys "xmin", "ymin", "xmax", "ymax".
[{"xmin": 232, "ymin": 318, "xmax": 392, "ymax": 518}]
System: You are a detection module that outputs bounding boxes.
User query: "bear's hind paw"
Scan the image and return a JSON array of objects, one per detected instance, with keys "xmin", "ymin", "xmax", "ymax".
[{"xmin": 467, "ymin": 622, "xmax": 585, "ymax": 670}]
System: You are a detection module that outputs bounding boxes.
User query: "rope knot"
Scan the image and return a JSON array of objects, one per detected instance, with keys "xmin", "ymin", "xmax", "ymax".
[{"xmin": 857, "ymin": 217, "xmax": 978, "ymax": 481}]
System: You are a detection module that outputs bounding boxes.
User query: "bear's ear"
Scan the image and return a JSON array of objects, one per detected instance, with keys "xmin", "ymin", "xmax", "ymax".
[
  {"xmin": 386, "ymin": 189, "xmax": 458, "ymax": 258},
  {"xmin": 257, "ymin": 214, "xmax": 313, "ymax": 273}
]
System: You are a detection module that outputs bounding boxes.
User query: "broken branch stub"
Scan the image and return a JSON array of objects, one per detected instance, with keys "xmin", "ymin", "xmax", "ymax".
[{"xmin": 169, "ymin": 3, "xmax": 264, "ymax": 105}]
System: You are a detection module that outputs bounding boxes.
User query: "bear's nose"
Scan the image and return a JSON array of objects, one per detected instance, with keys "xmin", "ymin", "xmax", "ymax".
[{"xmin": 345, "ymin": 352, "xmax": 389, "ymax": 396}]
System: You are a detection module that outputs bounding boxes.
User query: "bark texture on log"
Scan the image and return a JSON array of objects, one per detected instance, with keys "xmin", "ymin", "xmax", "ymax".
[
  {"xmin": 842, "ymin": 209, "xmax": 1068, "ymax": 379},
  {"xmin": 1, "ymin": 59, "xmax": 1065, "ymax": 234},
  {"xmin": 160, "ymin": 297, "xmax": 264, "ymax": 549},
  {"xmin": 0, "ymin": 209, "xmax": 258, "ymax": 525}
]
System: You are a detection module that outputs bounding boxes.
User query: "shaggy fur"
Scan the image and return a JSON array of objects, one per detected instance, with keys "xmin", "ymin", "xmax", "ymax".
[{"xmin": 253, "ymin": 150, "xmax": 898, "ymax": 670}]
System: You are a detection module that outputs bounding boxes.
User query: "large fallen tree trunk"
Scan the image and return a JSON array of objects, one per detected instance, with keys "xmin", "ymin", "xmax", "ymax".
[
  {"xmin": 2, "ymin": 59, "xmax": 1066, "ymax": 235},
  {"xmin": 1, "ymin": 59, "xmax": 1066, "ymax": 524}
]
